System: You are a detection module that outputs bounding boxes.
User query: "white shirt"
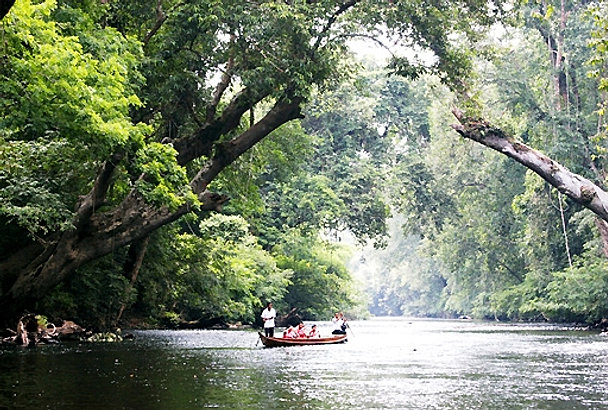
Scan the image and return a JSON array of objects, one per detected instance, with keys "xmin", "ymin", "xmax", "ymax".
[
  {"xmin": 332, "ymin": 317, "xmax": 344, "ymax": 331},
  {"xmin": 261, "ymin": 307, "xmax": 276, "ymax": 328}
]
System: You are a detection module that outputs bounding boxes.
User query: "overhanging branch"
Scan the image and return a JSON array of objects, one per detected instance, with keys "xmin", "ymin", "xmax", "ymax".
[
  {"xmin": 452, "ymin": 108, "xmax": 608, "ymax": 222},
  {"xmin": 190, "ymin": 96, "xmax": 304, "ymax": 193},
  {"xmin": 173, "ymin": 87, "xmax": 270, "ymax": 165}
]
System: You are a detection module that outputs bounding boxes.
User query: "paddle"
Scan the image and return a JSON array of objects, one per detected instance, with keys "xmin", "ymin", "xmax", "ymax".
[
  {"xmin": 346, "ymin": 322, "xmax": 355, "ymax": 337},
  {"xmin": 256, "ymin": 332, "xmax": 263, "ymax": 347}
]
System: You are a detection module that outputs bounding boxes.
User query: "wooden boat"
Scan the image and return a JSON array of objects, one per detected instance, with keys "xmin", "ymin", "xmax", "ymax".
[{"xmin": 258, "ymin": 332, "xmax": 347, "ymax": 347}]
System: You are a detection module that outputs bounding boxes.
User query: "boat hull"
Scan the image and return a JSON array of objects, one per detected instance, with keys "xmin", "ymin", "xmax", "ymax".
[{"xmin": 258, "ymin": 332, "xmax": 347, "ymax": 347}]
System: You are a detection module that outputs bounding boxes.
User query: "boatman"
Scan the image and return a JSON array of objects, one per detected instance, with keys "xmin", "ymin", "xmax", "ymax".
[
  {"xmin": 331, "ymin": 312, "xmax": 347, "ymax": 335},
  {"xmin": 261, "ymin": 302, "xmax": 276, "ymax": 337}
]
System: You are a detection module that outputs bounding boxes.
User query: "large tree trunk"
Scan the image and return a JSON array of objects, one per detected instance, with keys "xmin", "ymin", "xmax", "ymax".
[
  {"xmin": 451, "ymin": 109, "xmax": 608, "ymax": 223},
  {"xmin": 0, "ymin": 96, "xmax": 303, "ymax": 326}
]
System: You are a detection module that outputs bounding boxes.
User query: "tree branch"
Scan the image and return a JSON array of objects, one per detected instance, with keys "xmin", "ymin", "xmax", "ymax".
[
  {"xmin": 74, "ymin": 152, "xmax": 124, "ymax": 229},
  {"xmin": 173, "ymin": 87, "xmax": 270, "ymax": 165},
  {"xmin": 73, "ymin": 96, "xmax": 303, "ymax": 259},
  {"xmin": 452, "ymin": 108, "xmax": 608, "ymax": 222},
  {"xmin": 312, "ymin": 0, "xmax": 360, "ymax": 50},
  {"xmin": 190, "ymin": 97, "xmax": 304, "ymax": 193},
  {"xmin": 333, "ymin": 33, "xmax": 396, "ymax": 59},
  {"xmin": 206, "ymin": 56, "xmax": 235, "ymax": 123},
  {"xmin": 143, "ymin": 0, "xmax": 168, "ymax": 46}
]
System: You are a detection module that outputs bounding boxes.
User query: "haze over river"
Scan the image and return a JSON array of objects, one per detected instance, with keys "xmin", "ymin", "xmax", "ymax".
[{"xmin": 1, "ymin": 317, "xmax": 607, "ymax": 409}]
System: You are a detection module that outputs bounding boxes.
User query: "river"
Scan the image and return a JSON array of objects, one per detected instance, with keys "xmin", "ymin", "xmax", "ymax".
[{"xmin": 1, "ymin": 317, "xmax": 607, "ymax": 409}]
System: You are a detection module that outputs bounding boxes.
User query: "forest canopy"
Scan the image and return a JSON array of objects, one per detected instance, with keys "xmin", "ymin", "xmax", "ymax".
[{"xmin": 1, "ymin": 0, "xmax": 608, "ymax": 329}]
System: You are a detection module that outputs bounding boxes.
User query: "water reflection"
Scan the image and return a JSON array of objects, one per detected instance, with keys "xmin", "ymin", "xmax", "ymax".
[{"xmin": 1, "ymin": 318, "xmax": 607, "ymax": 409}]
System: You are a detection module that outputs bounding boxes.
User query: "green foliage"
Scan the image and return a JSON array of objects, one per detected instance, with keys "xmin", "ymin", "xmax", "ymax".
[
  {"xmin": 0, "ymin": 0, "xmax": 150, "ymax": 239},
  {"xmin": 533, "ymin": 258, "xmax": 608, "ymax": 324},
  {"xmin": 387, "ymin": 77, "xmax": 451, "ymax": 238},
  {"xmin": 512, "ymin": 172, "xmax": 580, "ymax": 273},
  {"xmin": 146, "ymin": 214, "xmax": 292, "ymax": 324},
  {"xmin": 588, "ymin": 3, "xmax": 608, "ymax": 91},
  {"xmin": 296, "ymin": 66, "xmax": 395, "ymax": 247},
  {"xmin": 262, "ymin": 174, "xmax": 346, "ymax": 238},
  {"xmin": 493, "ymin": 255, "xmax": 608, "ymax": 325},
  {"xmin": 0, "ymin": 140, "xmax": 76, "ymax": 238},
  {"xmin": 160, "ymin": 311, "xmax": 181, "ymax": 329},
  {"xmin": 391, "ymin": 154, "xmax": 451, "ymax": 238},
  {"xmin": 213, "ymin": 119, "xmax": 316, "ymax": 220},
  {"xmin": 587, "ymin": 3, "xmax": 608, "ymax": 160},
  {"xmin": 274, "ymin": 232, "xmax": 357, "ymax": 320},
  {"xmin": 490, "ymin": 274, "xmax": 546, "ymax": 321},
  {"xmin": 356, "ymin": 0, "xmax": 506, "ymax": 87},
  {"xmin": 134, "ymin": 142, "xmax": 198, "ymax": 210},
  {"xmin": 1, "ymin": 0, "xmax": 146, "ymax": 151}
]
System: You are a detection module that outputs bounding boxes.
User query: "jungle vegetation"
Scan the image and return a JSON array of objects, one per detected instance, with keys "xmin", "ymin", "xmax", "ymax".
[{"xmin": 1, "ymin": 0, "xmax": 608, "ymax": 329}]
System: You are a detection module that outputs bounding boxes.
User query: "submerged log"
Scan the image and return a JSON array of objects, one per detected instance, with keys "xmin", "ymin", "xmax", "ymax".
[
  {"xmin": 55, "ymin": 320, "xmax": 86, "ymax": 340},
  {"xmin": 0, "ymin": 315, "xmax": 88, "ymax": 346}
]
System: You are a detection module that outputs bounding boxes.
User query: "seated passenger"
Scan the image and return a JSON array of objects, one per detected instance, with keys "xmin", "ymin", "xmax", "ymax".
[
  {"xmin": 295, "ymin": 322, "xmax": 308, "ymax": 338},
  {"xmin": 307, "ymin": 324, "xmax": 320, "ymax": 338},
  {"xmin": 283, "ymin": 326, "xmax": 297, "ymax": 338}
]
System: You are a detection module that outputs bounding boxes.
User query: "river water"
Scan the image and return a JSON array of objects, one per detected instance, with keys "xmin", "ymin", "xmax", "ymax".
[{"xmin": 1, "ymin": 317, "xmax": 607, "ymax": 409}]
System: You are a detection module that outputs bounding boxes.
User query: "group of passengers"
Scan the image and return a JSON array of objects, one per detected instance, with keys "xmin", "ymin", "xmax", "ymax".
[
  {"xmin": 282, "ymin": 311, "xmax": 348, "ymax": 339},
  {"xmin": 283, "ymin": 322, "xmax": 320, "ymax": 339}
]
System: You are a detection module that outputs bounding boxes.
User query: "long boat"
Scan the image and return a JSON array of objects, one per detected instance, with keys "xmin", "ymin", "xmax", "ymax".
[{"xmin": 258, "ymin": 332, "xmax": 347, "ymax": 347}]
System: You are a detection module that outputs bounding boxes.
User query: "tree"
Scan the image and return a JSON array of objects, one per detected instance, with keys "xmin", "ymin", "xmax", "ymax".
[
  {"xmin": 158, "ymin": 214, "xmax": 292, "ymax": 326},
  {"xmin": 451, "ymin": 111, "xmax": 608, "ymax": 225},
  {"xmin": 274, "ymin": 231, "xmax": 356, "ymax": 320},
  {"xmin": 0, "ymin": 0, "xmax": 507, "ymax": 325},
  {"xmin": 0, "ymin": 0, "xmax": 351, "ymax": 323},
  {"xmin": 452, "ymin": 1, "xmax": 608, "ymax": 230}
]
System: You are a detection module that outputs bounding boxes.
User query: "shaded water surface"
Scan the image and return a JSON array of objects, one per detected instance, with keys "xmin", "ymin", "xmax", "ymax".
[{"xmin": 1, "ymin": 318, "xmax": 607, "ymax": 409}]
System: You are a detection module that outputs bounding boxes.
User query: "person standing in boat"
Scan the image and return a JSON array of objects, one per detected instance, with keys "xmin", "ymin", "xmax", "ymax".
[
  {"xmin": 331, "ymin": 312, "xmax": 347, "ymax": 335},
  {"xmin": 261, "ymin": 302, "xmax": 276, "ymax": 337}
]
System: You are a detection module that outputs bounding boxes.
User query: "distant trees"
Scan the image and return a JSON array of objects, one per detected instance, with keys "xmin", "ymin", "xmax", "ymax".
[{"xmin": 366, "ymin": 0, "xmax": 608, "ymax": 323}]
